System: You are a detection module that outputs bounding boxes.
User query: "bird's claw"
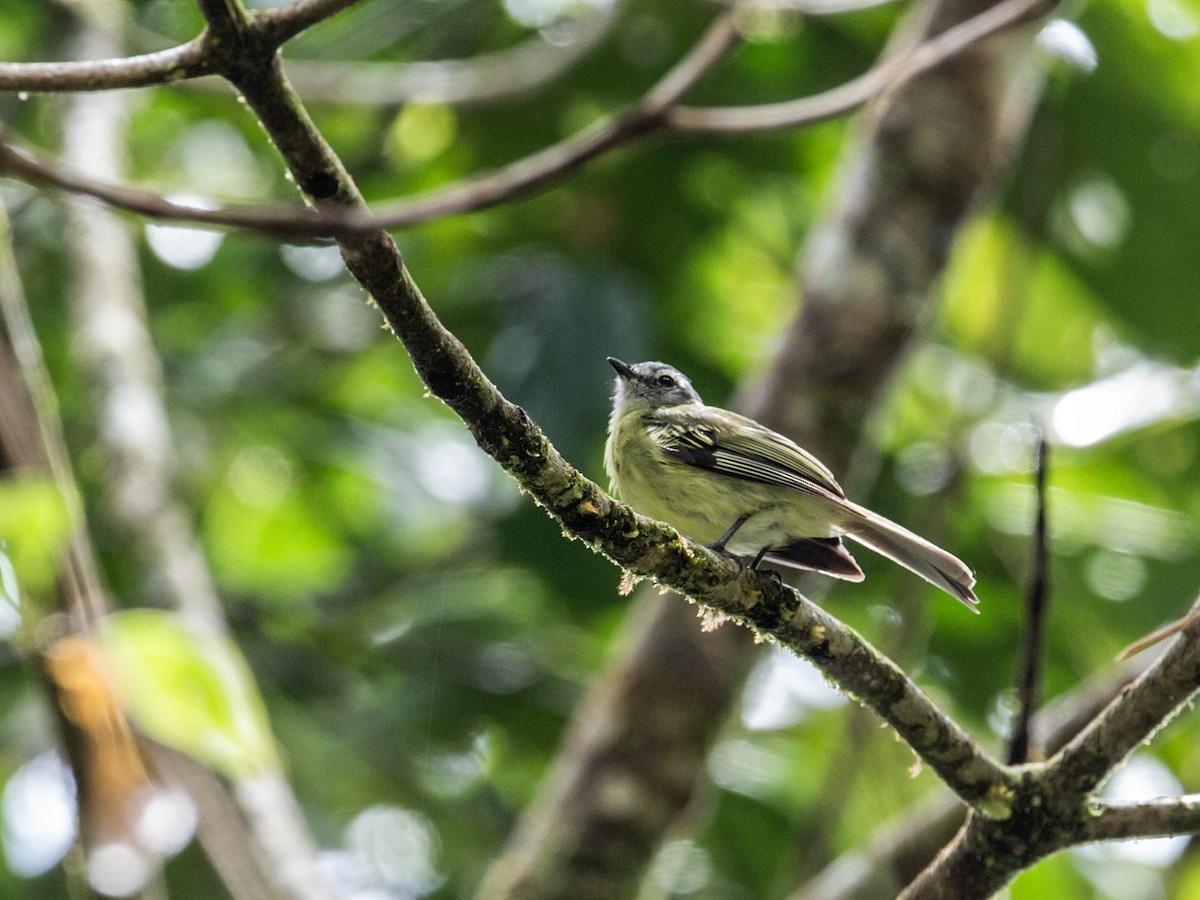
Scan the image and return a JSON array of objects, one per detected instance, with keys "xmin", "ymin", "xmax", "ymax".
[{"xmin": 704, "ymin": 541, "xmax": 745, "ymax": 573}]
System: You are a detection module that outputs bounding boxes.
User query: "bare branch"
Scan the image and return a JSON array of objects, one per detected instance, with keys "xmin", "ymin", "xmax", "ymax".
[
  {"xmin": 0, "ymin": 37, "xmax": 212, "ymax": 93},
  {"xmin": 1118, "ymin": 599, "xmax": 1200, "ymax": 660},
  {"xmin": 1084, "ymin": 795, "xmax": 1200, "ymax": 843},
  {"xmin": 0, "ymin": 133, "xmax": 323, "ymax": 239},
  {"xmin": 0, "ymin": 0, "xmax": 368, "ymax": 95},
  {"xmin": 901, "ymin": 607, "xmax": 1200, "ymax": 899},
  {"xmin": 667, "ymin": 0, "xmax": 1053, "ymax": 132},
  {"xmin": 0, "ymin": 0, "xmax": 1047, "ymax": 238},
  {"xmin": 254, "ymin": 0, "xmax": 366, "ymax": 45}
]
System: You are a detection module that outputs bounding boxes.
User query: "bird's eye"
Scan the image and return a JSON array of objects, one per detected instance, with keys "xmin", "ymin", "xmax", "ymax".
[{"xmin": 656, "ymin": 374, "xmax": 676, "ymax": 388}]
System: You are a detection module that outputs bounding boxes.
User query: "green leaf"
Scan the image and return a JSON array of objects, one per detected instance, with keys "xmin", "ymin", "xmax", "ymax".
[
  {"xmin": 98, "ymin": 609, "xmax": 280, "ymax": 779},
  {"xmin": 204, "ymin": 471, "xmax": 350, "ymax": 602},
  {"xmin": 0, "ymin": 475, "xmax": 72, "ymax": 612}
]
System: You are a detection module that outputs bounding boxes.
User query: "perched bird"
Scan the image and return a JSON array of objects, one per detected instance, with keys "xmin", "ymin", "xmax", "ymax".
[{"xmin": 604, "ymin": 358, "xmax": 979, "ymax": 612}]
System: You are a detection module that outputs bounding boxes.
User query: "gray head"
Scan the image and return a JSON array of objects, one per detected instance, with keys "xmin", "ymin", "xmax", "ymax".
[{"xmin": 607, "ymin": 358, "xmax": 703, "ymax": 411}]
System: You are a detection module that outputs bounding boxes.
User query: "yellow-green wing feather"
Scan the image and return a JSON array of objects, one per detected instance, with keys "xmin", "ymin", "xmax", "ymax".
[{"xmin": 646, "ymin": 405, "xmax": 845, "ymax": 499}]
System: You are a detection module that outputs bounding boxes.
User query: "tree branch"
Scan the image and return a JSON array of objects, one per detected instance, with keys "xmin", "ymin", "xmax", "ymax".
[
  {"xmin": 0, "ymin": 0, "xmax": 1047, "ymax": 239},
  {"xmin": 0, "ymin": 0, "xmax": 362, "ymax": 95},
  {"xmin": 792, "ymin": 657, "xmax": 1152, "ymax": 900},
  {"xmin": 0, "ymin": 38, "xmax": 212, "ymax": 92},
  {"xmin": 900, "ymin": 600, "xmax": 1200, "ymax": 899},
  {"xmin": 1084, "ymin": 796, "xmax": 1200, "ymax": 843},
  {"xmin": 0, "ymin": 134, "xmax": 321, "ymax": 239},
  {"xmin": 1045, "ymin": 594, "xmax": 1200, "ymax": 798},
  {"xmin": 668, "ymin": 0, "xmax": 1052, "ymax": 132},
  {"xmin": 254, "ymin": 0, "xmax": 366, "ymax": 45},
  {"xmin": 481, "ymin": 0, "xmax": 1053, "ymax": 893},
  {"xmin": 183, "ymin": 0, "xmax": 1020, "ymax": 813}
]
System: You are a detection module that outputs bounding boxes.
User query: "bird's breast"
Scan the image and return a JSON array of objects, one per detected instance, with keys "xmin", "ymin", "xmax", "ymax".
[{"xmin": 606, "ymin": 411, "xmax": 751, "ymax": 544}]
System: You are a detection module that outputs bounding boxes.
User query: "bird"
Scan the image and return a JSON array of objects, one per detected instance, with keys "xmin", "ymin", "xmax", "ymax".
[{"xmin": 603, "ymin": 358, "xmax": 979, "ymax": 612}]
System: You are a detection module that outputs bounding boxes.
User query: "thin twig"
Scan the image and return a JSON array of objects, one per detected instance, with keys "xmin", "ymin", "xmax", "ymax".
[
  {"xmin": 1045, "ymin": 594, "xmax": 1200, "ymax": 798},
  {"xmin": 1008, "ymin": 432, "xmax": 1050, "ymax": 764},
  {"xmin": 0, "ymin": 0, "xmax": 362, "ymax": 95},
  {"xmin": 0, "ymin": 135, "xmax": 322, "ymax": 239},
  {"xmin": 1083, "ymin": 795, "xmax": 1200, "ymax": 843},
  {"xmin": 1117, "ymin": 600, "xmax": 1200, "ymax": 661},
  {"xmin": 254, "ymin": 0, "xmax": 366, "ymax": 45},
  {"xmin": 791, "ymin": 657, "xmax": 1153, "ymax": 900},
  {"xmin": 0, "ymin": 38, "xmax": 212, "ymax": 93},
  {"xmin": 668, "ymin": 0, "xmax": 1052, "ymax": 132}
]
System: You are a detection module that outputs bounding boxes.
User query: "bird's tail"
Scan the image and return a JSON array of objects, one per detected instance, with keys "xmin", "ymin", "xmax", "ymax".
[{"xmin": 842, "ymin": 503, "xmax": 979, "ymax": 612}]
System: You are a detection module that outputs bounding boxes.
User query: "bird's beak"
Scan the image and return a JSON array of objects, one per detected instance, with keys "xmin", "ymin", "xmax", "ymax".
[{"xmin": 607, "ymin": 357, "xmax": 635, "ymax": 380}]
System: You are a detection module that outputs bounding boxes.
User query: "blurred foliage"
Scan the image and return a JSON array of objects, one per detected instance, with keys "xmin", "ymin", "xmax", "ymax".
[
  {"xmin": 97, "ymin": 610, "xmax": 280, "ymax": 779},
  {"xmin": 0, "ymin": 0, "xmax": 1199, "ymax": 897},
  {"xmin": 0, "ymin": 476, "xmax": 70, "ymax": 628}
]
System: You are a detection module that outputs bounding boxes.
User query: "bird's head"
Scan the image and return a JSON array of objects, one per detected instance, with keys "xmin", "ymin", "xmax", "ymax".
[{"xmin": 607, "ymin": 358, "xmax": 703, "ymax": 412}]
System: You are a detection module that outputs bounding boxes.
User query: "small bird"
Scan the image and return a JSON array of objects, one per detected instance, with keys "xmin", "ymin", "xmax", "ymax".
[{"xmin": 604, "ymin": 358, "xmax": 979, "ymax": 612}]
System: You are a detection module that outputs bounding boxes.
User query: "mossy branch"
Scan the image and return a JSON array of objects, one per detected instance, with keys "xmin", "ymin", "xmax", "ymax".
[{"xmin": 181, "ymin": 0, "xmax": 1022, "ymax": 813}]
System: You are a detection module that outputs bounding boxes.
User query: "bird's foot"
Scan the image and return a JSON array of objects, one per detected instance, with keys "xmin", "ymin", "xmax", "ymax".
[
  {"xmin": 748, "ymin": 547, "xmax": 784, "ymax": 585},
  {"xmin": 704, "ymin": 540, "xmax": 745, "ymax": 573}
]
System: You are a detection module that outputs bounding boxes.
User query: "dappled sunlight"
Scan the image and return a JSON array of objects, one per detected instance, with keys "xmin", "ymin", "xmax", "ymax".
[
  {"xmin": 320, "ymin": 805, "xmax": 443, "ymax": 900},
  {"xmin": 741, "ymin": 647, "xmax": 847, "ymax": 732},
  {"xmin": 503, "ymin": 0, "xmax": 613, "ymax": 31},
  {"xmin": 144, "ymin": 196, "xmax": 223, "ymax": 270},
  {"xmin": 1147, "ymin": 0, "xmax": 1200, "ymax": 40},
  {"xmin": 983, "ymin": 484, "xmax": 1196, "ymax": 561},
  {"xmin": 281, "ymin": 243, "xmax": 346, "ymax": 282},
  {"xmin": 1050, "ymin": 360, "xmax": 1198, "ymax": 447},
  {"xmin": 1, "ymin": 753, "xmax": 75, "ymax": 878},
  {"xmin": 649, "ymin": 839, "xmax": 712, "ymax": 896},
  {"xmin": 708, "ymin": 737, "xmax": 789, "ymax": 801}
]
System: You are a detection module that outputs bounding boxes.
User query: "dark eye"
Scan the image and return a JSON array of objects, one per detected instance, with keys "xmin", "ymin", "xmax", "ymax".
[{"xmin": 656, "ymin": 374, "xmax": 676, "ymax": 388}]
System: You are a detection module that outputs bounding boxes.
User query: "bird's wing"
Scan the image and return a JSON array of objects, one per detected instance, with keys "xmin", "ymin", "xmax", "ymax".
[{"xmin": 646, "ymin": 406, "xmax": 845, "ymax": 499}]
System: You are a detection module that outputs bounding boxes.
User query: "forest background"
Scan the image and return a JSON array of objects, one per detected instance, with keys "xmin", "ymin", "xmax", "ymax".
[{"xmin": 1, "ymin": 0, "xmax": 1200, "ymax": 898}]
